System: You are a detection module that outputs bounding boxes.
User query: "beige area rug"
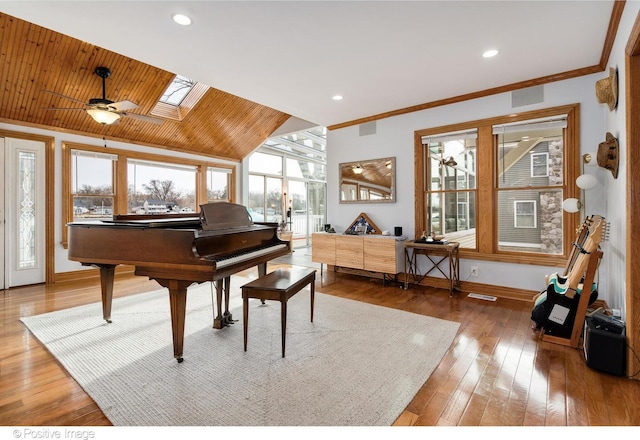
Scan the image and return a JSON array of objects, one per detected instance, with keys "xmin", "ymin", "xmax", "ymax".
[{"xmin": 21, "ymin": 276, "xmax": 459, "ymax": 426}]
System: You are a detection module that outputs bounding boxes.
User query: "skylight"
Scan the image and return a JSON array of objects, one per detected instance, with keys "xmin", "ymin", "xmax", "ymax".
[
  {"xmin": 151, "ymin": 74, "xmax": 208, "ymax": 121},
  {"xmin": 259, "ymin": 126, "xmax": 326, "ymax": 164},
  {"xmin": 160, "ymin": 75, "xmax": 196, "ymax": 106}
]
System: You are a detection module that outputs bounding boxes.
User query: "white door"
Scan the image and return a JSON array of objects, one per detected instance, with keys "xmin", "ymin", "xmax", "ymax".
[{"xmin": 1, "ymin": 137, "xmax": 46, "ymax": 288}]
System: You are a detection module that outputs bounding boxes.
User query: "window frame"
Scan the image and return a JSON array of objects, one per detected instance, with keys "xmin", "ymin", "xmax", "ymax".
[
  {"xmin": 206, "ymin": 166, "xmax": 233, "ymax": 203},
  {"xmin": 61, "ymin": 141, "xmax": 236, "ymax": 248},
  {"xmin": 414, "ymin": 104, "xmax": 580, "ymax": 267},
  {"xmin": 70, "ymin": 149, "xmax": 117, "ymax": 220}
]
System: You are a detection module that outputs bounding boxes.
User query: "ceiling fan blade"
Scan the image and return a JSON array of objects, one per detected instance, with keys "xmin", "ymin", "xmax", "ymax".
[
  {"xmin": 43, "ymin": 107, "xmax": 86, "ymax": 111},
  {"xmin": 110, "ymin": 100, "xmax": 139, "ymax": 111},
  {"xmin": 42, "ymin": 90, "xmax": 87, "ymax": 105},
  {"xmin": 120, "ymin": 112, "xmax": 164, "ymax": 125}
]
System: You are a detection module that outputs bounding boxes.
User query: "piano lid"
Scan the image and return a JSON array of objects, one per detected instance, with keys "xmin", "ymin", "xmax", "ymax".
[{"xmin": 200, "ymin": 202, "xmax": 254, "ymax": 231}]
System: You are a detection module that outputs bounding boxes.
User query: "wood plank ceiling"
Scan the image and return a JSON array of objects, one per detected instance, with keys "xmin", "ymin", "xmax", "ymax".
[{"xmin": 0, "ymin": 12, "xmax": 291, "ymax": 162}]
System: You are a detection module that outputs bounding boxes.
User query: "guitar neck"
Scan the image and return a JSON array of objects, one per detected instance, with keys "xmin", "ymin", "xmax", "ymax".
[{"xmin": 563, "ymin": 215, "xmax": 605, "ymax": 295}]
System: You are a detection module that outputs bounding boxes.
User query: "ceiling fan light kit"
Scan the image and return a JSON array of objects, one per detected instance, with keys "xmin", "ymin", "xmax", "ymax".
[
  {"xmin": 441, "ymin": 156, "xmax": 458, "ymax": 167},
  {"xmin": 86, "ymin": 108, "xmax": 120, "ymax": 125}
]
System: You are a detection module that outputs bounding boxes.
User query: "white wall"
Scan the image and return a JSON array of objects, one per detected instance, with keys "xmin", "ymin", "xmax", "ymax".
[
  {"xmin": 327, "ymin": 74, "xmax": 609, "ymax": 294},
  {"xmin": 0, "ymin": 122, "xmax": 240, "ymax": 274},
  {"xmin": 596, "ymin": 2, "xmax": 640, "ymax": 315}
]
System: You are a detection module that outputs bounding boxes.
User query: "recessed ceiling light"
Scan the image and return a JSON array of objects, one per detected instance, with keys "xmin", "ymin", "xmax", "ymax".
[
  {"xmin": 483, "ymin": 49, "xmax": 499, "ymax": 58},
  {"xmin": 173, "ymin": 14, "xmax": 192, "ymax": 26},
  {"xmin": 332, "ymin": 95, "xmax": 343, "ymax": 101}
]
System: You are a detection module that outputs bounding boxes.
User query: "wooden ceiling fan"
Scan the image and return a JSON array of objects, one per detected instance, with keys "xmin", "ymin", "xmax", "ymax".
[{"xmin": 43, "ymin": 66, "xmax": 163, "ymax": 125}]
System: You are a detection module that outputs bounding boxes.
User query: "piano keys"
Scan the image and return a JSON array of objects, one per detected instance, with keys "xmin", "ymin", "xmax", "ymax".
[{"xmin": 67, "ymin": 202, "xmax": 290, "ymax": 362}]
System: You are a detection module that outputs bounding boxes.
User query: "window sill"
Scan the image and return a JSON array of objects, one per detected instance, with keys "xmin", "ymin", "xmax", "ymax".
[{"xmin": 459, "ymin": 249, "xmax": 566, "ymax": 267}]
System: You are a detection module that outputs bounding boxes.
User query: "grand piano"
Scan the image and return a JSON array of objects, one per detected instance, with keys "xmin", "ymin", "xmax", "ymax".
[{"xmin": 67, "ymin": 202, "xmax": 290, "ymax": 362}]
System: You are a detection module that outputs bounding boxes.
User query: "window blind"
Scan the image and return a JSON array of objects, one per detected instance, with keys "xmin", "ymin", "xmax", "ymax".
[
  {"xmin": 422, "ymin": 128, "xmax": 478, "ymax": 145},
  {"xmin": 492, "ymin": 116, "xmax": 567, "ymax": 134},
  {"xmin": 71, "ymin": 149, "xmax": 118, "ymax": 161},
  {"xmin": 128, "ymin": 158, "xmax": 197, "ymax": 172},
  {"xmin": 208, "ymin": 166, "xmax": 233, "ymax": 174}
]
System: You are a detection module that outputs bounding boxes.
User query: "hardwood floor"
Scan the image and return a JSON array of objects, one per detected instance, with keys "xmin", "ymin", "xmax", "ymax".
[{"xmin": 1, "ymin": 262, "xmax": 639, "ymax": 426}]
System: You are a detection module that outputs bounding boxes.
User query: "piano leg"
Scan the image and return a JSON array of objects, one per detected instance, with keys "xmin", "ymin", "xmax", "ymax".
[
  {"xmin": 212, "ymin": 263, "xmax": 269, "ymax": 328},
  {"xmin": 97, "ymin": 264, "xmax": 116, "ymax": 323},
  {"xmin": 154, "ymin": 278, "xmax": 190, "ymax": 363},
  {"xmin": 213, "ymin": 279, "xmax": 235, "ymax": 329},
  {"xmin": 222, "ymin": 276, "xmax": 233, "ymax": 325}
]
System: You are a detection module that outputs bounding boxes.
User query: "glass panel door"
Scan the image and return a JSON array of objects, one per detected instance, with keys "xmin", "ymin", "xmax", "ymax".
[
  {"xmin": 248, "ymin": 175, "xmax": 283, "ymax": 223},
  {"xmin": 3, "ymin": 138, "xmax": 46, "ymax": 288},
  {"xmin": 287, "ymin": 180, "xmax": 307, "ymax": 246},
  {"xmin": 308, "ymin": 181, "xmax": 326, "ymax": 238},
  {"xmin": 286, "ymin": 180, "xmax": 326, "ymax": 248}
]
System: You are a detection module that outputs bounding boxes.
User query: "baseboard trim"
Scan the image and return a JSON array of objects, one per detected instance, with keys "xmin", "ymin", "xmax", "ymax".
[
  {"xmin": 405, "ymin": 274, "xmax": 536, "ymax": 302},
  {"xmin": 56, "ymin": 266, "xmax": 537, "ymax": 303}
]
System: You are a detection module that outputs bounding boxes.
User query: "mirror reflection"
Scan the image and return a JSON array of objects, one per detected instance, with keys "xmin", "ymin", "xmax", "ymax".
[{"xmin": 339, "ymin": 157, "xmax": 395, "ymax": 203}]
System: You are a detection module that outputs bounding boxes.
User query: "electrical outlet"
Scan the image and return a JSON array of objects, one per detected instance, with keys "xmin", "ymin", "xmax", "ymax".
[{"xmin": 470, "ymin": 266, "xmax": 478, "ymax": 277}]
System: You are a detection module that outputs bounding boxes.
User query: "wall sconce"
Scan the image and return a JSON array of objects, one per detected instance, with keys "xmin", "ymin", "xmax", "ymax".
[
  {"xmin": 562, "ymin": 197, "xmax": 582, "ymax": 213},
  {"xmin": 353, "ymin": 165, "xmax": 363, "ymax": 174},
  {"xmin": 563, "ymin": 152, "xmax": 599, "ymax": 215}
]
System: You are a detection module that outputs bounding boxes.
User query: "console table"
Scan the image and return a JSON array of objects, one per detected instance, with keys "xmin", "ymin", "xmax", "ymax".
[
  {"xmin": 311, "ymin": 233, "xmax": 406, "ymax": 285},
  {"xmin": 403, "ymin": 241, "xmax": 460, "ymax": 296}
]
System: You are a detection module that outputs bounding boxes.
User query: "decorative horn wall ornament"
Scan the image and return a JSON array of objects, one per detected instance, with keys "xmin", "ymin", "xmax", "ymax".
[
  {"xmin": 595, "ymin": 67, "xmax": 618, "ymax": 111},
  {"xmin": 597, "ymin": 132, "xmax": 619, "ymax": 179}
]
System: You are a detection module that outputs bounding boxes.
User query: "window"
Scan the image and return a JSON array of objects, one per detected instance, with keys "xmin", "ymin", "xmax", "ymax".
[
  {"xmin": 421, "ymin": 129, "xmax": 477, "ymax": 241},
  {"xmin": 494, "ymin": 115, "xmax": 566, "ymax": 254},
  {"xmin": 286, "ymin": 157, "xmax": 326, "ymax": 181},
  {"xmin": 159, "ymin": 75, "xmax": 196, "ymax": 105},
  {"xmin": 207, "ymin": 167, "xmax": 232, "ymax": 202},
  {"xmin": 247, "ymin": 174, "xmax": 283, "ymax": 223},
  {"xmin": 249, "ymin": 152, "xmax": 283, "ymax": 175},
  {"xmin": 531, "ymin": 153, "xmax": 549, "ymax": 177},
  {"xmin": 150, "ymin": 74, "xmax": 209, "ymax": 121},
  {"xmin": 249, "ymin": 127, "xmax": 327, "ymax": 247},
  {"xmin": 128, "ymin": 159, "xmax": 197, "ymax": 214},
  {"xmin": 62, "ymin": 142, "xmax": 235, "ymax": 248},
  {"xmin": 514, "ymin": 201, "xmax": 537, "ymax": 228},
  {"xmin": 70, "ymin": 150, "xmax": 117, "ymax": 221},
  {"xmin": 414, "ymin": 104, "xmax": 579, "ymax": 267}
]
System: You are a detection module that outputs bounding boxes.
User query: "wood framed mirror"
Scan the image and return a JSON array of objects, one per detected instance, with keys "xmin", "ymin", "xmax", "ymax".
[{"xmin": 339, "ymin": 157, "xmax": 396, "ymax": 203}]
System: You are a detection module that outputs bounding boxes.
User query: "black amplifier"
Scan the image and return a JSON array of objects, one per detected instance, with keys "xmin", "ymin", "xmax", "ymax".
[{"xmin": 583, "ymin": 316, "xmax": 626, "ymax": 376}]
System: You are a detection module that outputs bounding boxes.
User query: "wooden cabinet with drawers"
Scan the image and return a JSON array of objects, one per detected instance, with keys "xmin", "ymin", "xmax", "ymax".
[{"xmin": 311, "ymin": 233, "xmax": 405, "ymax": 283}]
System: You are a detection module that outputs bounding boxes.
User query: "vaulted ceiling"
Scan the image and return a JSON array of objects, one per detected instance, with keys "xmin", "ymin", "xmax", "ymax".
[
  {"xmin": 0, "ymin": 1, "xmax": 621, "ymax": 162},
  {"xmin": 0, "ymin": 12, "xmax": 290, "ymax": 162}
]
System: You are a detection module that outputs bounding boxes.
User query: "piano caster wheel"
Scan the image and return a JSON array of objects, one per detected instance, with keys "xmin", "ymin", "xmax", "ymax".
[
  {"xmin": 176, "ymin": 357, "xmax": 184, "ymax": 363},
  {"xmin": 105, "ymin": 319, "xmax": 112, "ymax": 324}
]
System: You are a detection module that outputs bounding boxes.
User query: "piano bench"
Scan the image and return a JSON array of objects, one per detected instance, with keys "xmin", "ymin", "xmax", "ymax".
[{"xmin": 241, "ymin": 267, "xmax": 316, "ymax": 358}]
